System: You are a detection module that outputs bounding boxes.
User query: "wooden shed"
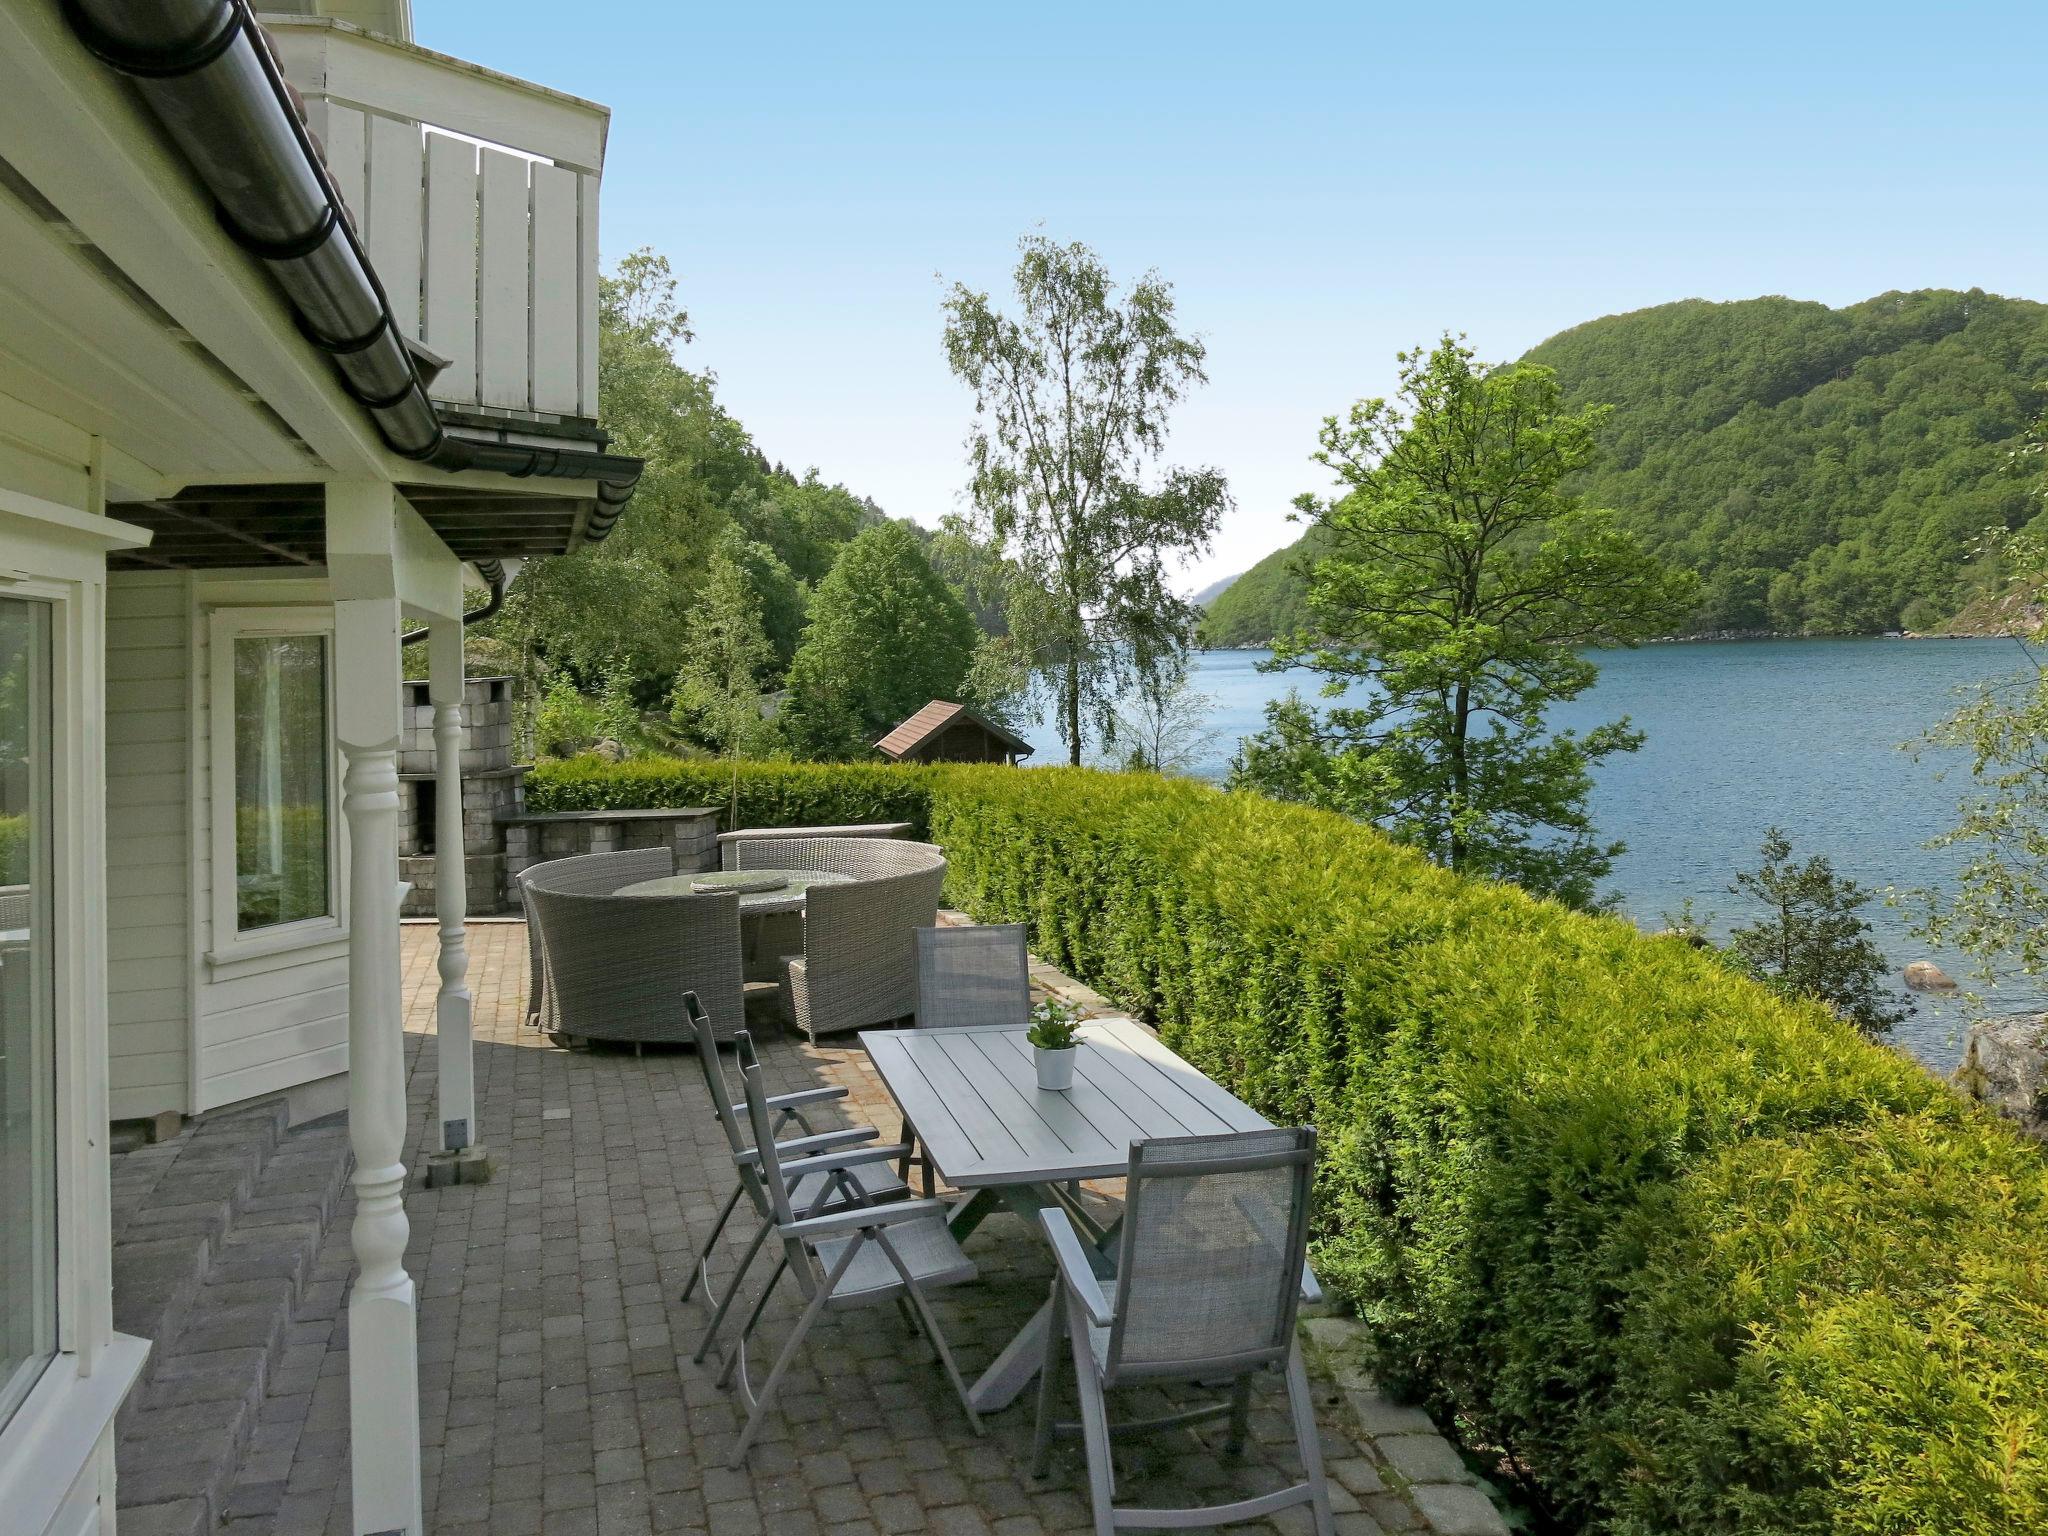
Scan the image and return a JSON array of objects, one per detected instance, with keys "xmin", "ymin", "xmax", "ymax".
[{"xmin": 875, "ymin": 700, "xmax": 1035, "ymax": 765}]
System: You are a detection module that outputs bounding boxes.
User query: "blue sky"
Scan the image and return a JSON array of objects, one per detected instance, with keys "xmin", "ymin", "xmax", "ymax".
[{"xmin": 422, "ymin": 1, "xmax": 2048, "ymax": 589}]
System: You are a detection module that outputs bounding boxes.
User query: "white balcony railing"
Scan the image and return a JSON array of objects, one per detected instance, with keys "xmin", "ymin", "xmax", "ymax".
[{"xmin": 266, "ymin": 17, "xmax": 606, "ymax": 421}]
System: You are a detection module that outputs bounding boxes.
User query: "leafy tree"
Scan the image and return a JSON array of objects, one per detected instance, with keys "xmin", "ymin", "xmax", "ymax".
[
  {"xmin": 480, "ymin": 249, "xmax": 762, "ymax": 695},
  {"xmin": 475, "ymin": 248, "xmax": 895, "ymax": 707},
  {"xmin": 724, "ymin": 536, "xmax": 807, "ymax": 671},
  {"xmin": 779, "ymin": 523, "xmax": 982, "ymax": 759},
  {"xmin": 942, "ymin": 235, "xmax": 1229, "ymax": 764},
  {"xmin": 728, "ymin": 473, "xmax": 878, "ymax": 587},
  {"xmin": 1231, "ymin": 336, "xmax": 1697, "ymax": 908},
  {"xmin": 670, "ymin": 531, "xmax": 779, "ymax": 820},
  {"xmin": 1727, "ymin": 828, "xmax": 1907, "ymax": 1037}
]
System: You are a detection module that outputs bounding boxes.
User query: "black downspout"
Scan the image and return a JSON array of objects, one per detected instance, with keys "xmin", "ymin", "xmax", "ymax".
[{"xmin": 400, "ymin": 573, "xmax": 505, "ymax": 647}]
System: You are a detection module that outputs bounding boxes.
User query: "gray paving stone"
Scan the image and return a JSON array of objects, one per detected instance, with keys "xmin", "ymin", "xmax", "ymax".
[
  {"xmin": 1408, "ymin": 1481, "xmax": 1510, "ymax": 1535},
  {"xmin": 1343, "ymin": 1388, "xmax": 1439, "ymax": 1437},
  {"xmin": 1375, "ymin": 1433, "xmax": 1474, "ymax": 1486},
  {"xmin": 110, "ymin": 1500, "xmax": 208, "ymax": 1536}
]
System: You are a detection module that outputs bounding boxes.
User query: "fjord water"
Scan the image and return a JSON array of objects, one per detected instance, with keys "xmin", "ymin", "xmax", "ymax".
[{"xmin": 1017, "ymin": 639, "xmax": 2043, "ymax": 1070}]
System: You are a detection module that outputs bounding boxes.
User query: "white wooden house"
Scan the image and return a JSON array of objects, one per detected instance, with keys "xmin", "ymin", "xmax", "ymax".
[{"xmin": 0, "ymin": 2, "xmax": 635, "ymax": 1532}]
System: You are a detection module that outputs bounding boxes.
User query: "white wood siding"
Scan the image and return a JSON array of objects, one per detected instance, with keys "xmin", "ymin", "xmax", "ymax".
[
  {"xmin": 189, "ymin": 590, "xmax": 350, "ymax": 1112},
  {"xmin": 105, "ymin": 572, "xmax": 191, "ymax": 1120}
]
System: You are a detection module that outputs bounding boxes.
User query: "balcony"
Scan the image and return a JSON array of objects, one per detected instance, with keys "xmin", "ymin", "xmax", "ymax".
[{"xmin": 266, "ymin": 17, "xmax": 605, "ymax": 423}]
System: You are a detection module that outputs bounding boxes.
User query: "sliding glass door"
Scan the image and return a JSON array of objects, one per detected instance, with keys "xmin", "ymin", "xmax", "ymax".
[{"xmin": 0, "ymin": 597, "xmax": 53, "ymax": 1427}]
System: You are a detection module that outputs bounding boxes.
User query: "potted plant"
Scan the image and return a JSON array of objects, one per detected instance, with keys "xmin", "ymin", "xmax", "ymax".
[{"xmin": 1028, "ymin": 997, "xmax": 1083, "ymax": 1091}]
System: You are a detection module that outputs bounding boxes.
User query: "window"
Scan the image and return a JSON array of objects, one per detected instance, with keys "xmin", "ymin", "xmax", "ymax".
[
  {"xmin": 233, "ymin": 634, "xmax": 330, "ymax": 931},
  {"xmin": 210, "ymin": 610, "xmax": 339, "ymax": 958},
  {"xmin": 0, "ymin": 597, "xmax": 54, "ymax": 1428}
]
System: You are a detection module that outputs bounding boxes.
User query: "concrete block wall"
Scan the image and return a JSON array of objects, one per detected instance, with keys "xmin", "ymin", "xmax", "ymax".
[
  {"xmin": 393, "ymin": 677, "xmax": 529, "ymax": 914},
  {"xmin": 400, "ymin": 853, "xmax": 509, "ymax": 918},
  {"xmin": 500, "ymin": 809, "xmax": 720, "ymax": 908},
  {"xmin": 397, "ymin": 675, "xmax": 515, "ymax": 775}
]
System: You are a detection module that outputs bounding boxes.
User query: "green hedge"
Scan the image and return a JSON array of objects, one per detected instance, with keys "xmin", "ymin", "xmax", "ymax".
[
  {"xmin": 532, "ymin": 756, "xmax": 2048, "ymax": 1532},
  {"xmin": 527, "ymin": 755, "xmax": 936, "ymax": 833}
]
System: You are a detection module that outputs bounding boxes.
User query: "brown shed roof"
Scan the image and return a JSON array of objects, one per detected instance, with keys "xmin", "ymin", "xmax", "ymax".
[{"xmin": 874, "ymin": 700, "xmax": 1035, "ymax": 761}]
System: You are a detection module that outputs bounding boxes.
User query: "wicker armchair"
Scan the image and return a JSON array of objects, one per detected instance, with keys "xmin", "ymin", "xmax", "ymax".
[
  {"xmin": 778, "ymin": 842, "xmax": 947, "ymax": 1042},
  {"xmin": 718, "ymin": 823, "xmax": 912, "ymax": 871},
  {"xmin": 523, "ymin": 883, "xmax": 743, "ymax": 1047},
  {"xmin": 728, "ymin": 832, "xmax": 920, "ymax": 973},
  {"xmin": 518, "ymin": 848, "xmax": 676, "ymax": 1029}
]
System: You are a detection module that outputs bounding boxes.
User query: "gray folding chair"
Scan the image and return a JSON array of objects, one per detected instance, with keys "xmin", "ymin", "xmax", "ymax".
[
  {"xmin": 898, "ymin": 923, "xmax": 1032, "ymax": 1193},
  {"xmin": 1033, "ymin": 1127, "xmax": 1333, "ymax": 1536},
  {"xmin": 721, "ymin": 1058, "xmax": 984, "ymax": 1465},
  {"xmin": 680, "ymin": 997, "xmax": 907, "ymax": 1364}
]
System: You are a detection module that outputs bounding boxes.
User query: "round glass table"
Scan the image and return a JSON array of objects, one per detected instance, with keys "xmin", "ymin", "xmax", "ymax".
[{"xmin": 613, "ymin": 867, "xmax": 852, "ymax": 917}]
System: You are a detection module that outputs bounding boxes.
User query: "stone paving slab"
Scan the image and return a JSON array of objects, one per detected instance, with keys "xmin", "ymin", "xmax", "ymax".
[{"xmin": 210, "ymin": 920, "xmax": 1507, "ymax": 1536}]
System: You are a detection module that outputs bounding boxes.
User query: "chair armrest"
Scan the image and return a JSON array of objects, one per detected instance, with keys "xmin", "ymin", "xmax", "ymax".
[
  {"xmin": 1039, "ymin": 1208, "xmax": 1115, "ymax": 1328},
  {"xmin": 1301, "ymin": 1262, "xmax": 1323, "ymax": 1307},
  {"xmin": 780, "ymin": 1196, "xmax": 952, "ymax": 1240},
  {"xmin": 735, "ymin": 1127, "xmax": 878, "ymax": 1167},
  {"xmin": 768, "ymin": 1086, "xmax": 848, "ymax": 1110},
  {"xmin": 774, "ymin": 1142, "xmax": 915, "ymax": 1178}
]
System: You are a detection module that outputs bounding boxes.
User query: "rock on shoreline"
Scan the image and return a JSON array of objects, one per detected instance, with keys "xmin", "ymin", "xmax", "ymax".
[{"xmin": 1956, "ymin": 1014, "xmax": 2048, "ymax": 1138}]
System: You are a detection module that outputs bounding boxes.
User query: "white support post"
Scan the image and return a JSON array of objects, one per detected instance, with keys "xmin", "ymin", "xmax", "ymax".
[
  {"xmin": 328, "ymin": 480, "xmax": 423, "ymax": 1536},
  {"xmin": 427, "ymin": 615, "xmax": 488, "ymax": 1185}
]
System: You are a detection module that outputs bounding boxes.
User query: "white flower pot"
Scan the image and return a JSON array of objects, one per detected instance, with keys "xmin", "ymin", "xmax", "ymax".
[{"xmin": 1034, "ymin": 1044, "xmax": 1076, "ymax": 1092}]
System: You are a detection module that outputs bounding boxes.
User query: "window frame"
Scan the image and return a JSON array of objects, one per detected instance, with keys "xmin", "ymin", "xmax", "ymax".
[
  {"xmin": 0, "ymin": 591, "xmax": 55, "ymax": 1433},
  {"xmin": 206, "ymin": 606, "xmax": 346, "ymax": 966}
]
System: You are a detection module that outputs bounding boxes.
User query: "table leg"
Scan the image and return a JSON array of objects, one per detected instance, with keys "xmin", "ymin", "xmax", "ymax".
[
  {"xmin": 946, "ymin": 1187, "xmax": 1000, "ymax": 1243},
  {"xmin": 968, "ymin": 1295, "xmax": 1056, "ymax": 1414},
  {"xmin": 963, "ymin": 1186, "xmax": 1120, "ymax": 1414}
]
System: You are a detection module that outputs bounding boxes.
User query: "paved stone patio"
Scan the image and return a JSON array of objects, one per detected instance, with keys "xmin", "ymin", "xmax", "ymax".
[{"xmin": 204, "ymin": 921, "xmax": 1506, "ymax": 1536}]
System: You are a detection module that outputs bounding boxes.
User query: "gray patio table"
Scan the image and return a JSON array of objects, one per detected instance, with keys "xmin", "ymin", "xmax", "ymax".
[
  {"xmin": 616, "ymin": 868, "xmax": 855, "ymax": 981},
  {"xmin": 859, "ymin": 1015, "xmax": 1277, "ymax": 1413}
]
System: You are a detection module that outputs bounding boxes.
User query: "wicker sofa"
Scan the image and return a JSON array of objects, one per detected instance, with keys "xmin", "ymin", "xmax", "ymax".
[
  {"xmin": 767, "ymin": 837, "xmax": 948, "ymax": 1043},
  {"xmin": 717, "ymin": 821, "xmax": 913, "ymax": 871},
  {"xmin": 519, "ymin": 848, "xmax": 746, "ymax": 1046},
  {"xmin": 518, "ymin": 848, "xmax": 675, "ymax": 1030}
]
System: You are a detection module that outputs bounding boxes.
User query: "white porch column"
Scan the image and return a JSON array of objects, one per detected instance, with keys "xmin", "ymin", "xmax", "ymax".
[
  {"xmin": 329, "ymin": 479, "xmax": 423, "ymax": 1536},
  {"xmin": 427, "ymin": 615, "xmax": 488, "ymax": 1182}
]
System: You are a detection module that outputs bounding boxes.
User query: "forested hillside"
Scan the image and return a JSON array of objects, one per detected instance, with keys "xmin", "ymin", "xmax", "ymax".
[
  {"xmin": 1199, "ymin": 524, "xmax": 1330, "ymax": 646},
  {"xmin": 1201, "ymin": 289, "xmax": 2048, "ymax": 642}
]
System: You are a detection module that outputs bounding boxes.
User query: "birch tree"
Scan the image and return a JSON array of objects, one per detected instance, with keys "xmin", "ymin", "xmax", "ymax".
[{"xmin": 943, "ymin": 236, "xmax": 1228, "ymax": 765}]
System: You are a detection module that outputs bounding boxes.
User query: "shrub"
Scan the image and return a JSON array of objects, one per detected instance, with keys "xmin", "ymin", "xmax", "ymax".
[
  {"xmin": 522, "ymin": 756, "xmax": 2048, "ymax": 1531},
  {"xmin": 532, "ymin": 664, "xmax": 650, "ymax": 760},
  {"xmin": 526, "ymin": 755, "xmax": 934, "ymax": 834}
]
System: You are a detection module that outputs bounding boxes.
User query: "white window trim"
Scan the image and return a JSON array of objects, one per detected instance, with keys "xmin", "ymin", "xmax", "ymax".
[
  {"xmin": 205, "ymin": 606, "xmax": 348, "ymax": 971},
  {"xmin": 0, "ymin": 514, "xmax": 153, "ymax": 1535}
]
